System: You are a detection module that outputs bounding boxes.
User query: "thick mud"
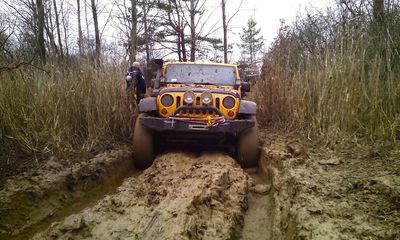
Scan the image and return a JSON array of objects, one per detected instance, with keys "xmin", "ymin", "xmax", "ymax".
[
  {"xmin": 34, "ymin": 152, "xmax": 249, "ymax": 240},
  {"xmin": 256, "ymin": 132, "xmax": 400, "ymax": 239},
  {"xmin": 0, "ymin": 147, "xmax": 134, "ymax": 240},
  {"xmin": 240, "ymin": 169, "xmax": 273, "ymax": 240},
  {"xmin": 1, "ymin": 131, "xmax": 399, "ymax": 240}
]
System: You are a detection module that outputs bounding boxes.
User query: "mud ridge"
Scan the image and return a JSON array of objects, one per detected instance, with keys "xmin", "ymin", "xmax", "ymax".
[
  {"xmin": 256, "ymin": 134, "xmax": 400, "ymax": 239},
  {"xmin": 34, "ymin": 152, "xmax": 249, "ymax": 240},
  {"xmin": 0, "ymin": 147, "xmax": 134, "ymax": 240}
]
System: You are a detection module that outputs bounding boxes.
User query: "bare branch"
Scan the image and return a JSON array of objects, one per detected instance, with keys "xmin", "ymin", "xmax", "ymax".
[{"xmin": 227, "ymin": 0, "xmax": 243, "ymax": 25}]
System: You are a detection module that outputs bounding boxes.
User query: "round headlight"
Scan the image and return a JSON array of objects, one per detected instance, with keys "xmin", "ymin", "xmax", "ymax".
[
  {"xmin": 161, "ymin": 94, "xmax": 174, "ymax": 107},
  {"xmin": 183, "ymin": 91, "xmax": 195, "ymax": 104},
  {"xmin": 222, "ymin": 96, "xmax": 236, "ymax": 109},
  {"xmin": 201, "ymin": 92, "xmax": 213, "ymax": 105}
]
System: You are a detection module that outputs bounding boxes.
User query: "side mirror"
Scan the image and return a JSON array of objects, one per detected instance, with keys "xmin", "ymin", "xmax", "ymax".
[
  {"xmin": 241, "ymin": 82, "xmax": 251, "ymax": 92},
  {"xmin": 153, "ymin": 59, "xmax": 164, "ymax": 70},
  {"xmin": 153, "ymin": 59, "xmax": 164, "ymax": 90}
]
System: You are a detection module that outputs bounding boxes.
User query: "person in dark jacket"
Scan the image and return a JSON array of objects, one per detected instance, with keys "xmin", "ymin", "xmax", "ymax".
[{"xmin": 126, "ymin": 61, "xmax": 146, "ymax": 104}]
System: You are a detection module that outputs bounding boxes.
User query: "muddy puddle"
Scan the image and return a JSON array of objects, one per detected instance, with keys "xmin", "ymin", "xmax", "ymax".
[{"xmin": 241, "ymin": 169, "xmax": 274, "ymax": 240}]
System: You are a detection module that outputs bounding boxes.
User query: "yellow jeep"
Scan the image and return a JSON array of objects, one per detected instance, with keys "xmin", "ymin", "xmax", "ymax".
[{"xmin": 133, "ymin": 61, "xmax": 259, "ymax": 169}]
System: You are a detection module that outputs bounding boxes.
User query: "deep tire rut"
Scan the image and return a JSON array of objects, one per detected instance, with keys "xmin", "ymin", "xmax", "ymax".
[{"xmin": 34, "ymin": 152, "xmax": 249, "ymax": 240}]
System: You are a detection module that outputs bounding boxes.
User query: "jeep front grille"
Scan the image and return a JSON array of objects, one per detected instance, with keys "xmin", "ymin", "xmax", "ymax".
[{"xmin": 175, "ymin": 96, "xmax": 222, "ymax": 117}]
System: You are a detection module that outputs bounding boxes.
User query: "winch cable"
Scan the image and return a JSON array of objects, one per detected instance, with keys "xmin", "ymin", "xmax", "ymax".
[{"xmin": 169, "ymin": 115, "xmax": 226, "ymax": 127}]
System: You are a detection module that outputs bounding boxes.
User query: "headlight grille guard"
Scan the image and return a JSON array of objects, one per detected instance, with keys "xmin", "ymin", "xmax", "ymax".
[{"xmin": 169, "ymin": 105, "xmax": 226, "ymax": 127}]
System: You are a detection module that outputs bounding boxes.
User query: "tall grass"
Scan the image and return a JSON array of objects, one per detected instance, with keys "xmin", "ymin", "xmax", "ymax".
[
  {"xmin": 0, "ymin": 61, "xmax": 132, "ymax": 158},
  {"xmin": 256, "ymin": 1, "xmax": 400, "ymax": 143}
]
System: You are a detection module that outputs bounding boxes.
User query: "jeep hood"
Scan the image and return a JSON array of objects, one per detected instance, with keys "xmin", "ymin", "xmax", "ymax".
[{"xmin": 159, "ymin": 85, "xmax": 240, "ymax": 98}]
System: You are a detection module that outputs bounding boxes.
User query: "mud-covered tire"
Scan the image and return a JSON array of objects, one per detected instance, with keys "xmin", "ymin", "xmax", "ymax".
[
  {"xmin": 133, "ymin": 114, "xmax": 155, "ymax": 169},
  {"xmin": 237, "ymin": 116, "xmax": 260, "ymax": 168}
]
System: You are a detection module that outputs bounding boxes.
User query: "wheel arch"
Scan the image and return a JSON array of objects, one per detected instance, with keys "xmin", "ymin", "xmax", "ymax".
[
  {"xmin": 138, "ymin": 97, "xmax": 157, "ymax": 113},
  {"xmin": 238, "ymin": 100, "xmax": 257, "ymax": 115}
]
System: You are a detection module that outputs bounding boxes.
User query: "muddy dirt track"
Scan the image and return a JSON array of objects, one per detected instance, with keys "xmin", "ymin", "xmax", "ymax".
[
  {"xmin": 34, "ymin": 152, "xmax": 249, "ymax": 240},
  {"xmin": 1, "ymin": 131, "xmax": 399, "ymax": 240}
]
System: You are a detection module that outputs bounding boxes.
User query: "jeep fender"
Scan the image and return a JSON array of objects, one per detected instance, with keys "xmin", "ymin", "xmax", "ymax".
[
  {"xmin": 139, "ymin": 97, "xmax": 157, "ymax": 113},
  {"xmin": 239, "ymin": 100, "xmax": 257, "ymax": 115}
]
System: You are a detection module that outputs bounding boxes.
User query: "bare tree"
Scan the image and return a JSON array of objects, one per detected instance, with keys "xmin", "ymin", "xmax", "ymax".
[
  {"xmin": 221, "ymin": 0, "xmax": 242, "ymax": 63},
  {"xmin": 85, "ymin": 0, "xmax": 90, "ymax": 43},
  {"xmin": 77, "ymin": 0, "xmax": 84, "ymax": 55},
  {"xmin": 112, "ymin": 0, "xmax": 159, "ymax": 63},
  {"xmin": 184, "ymin": 0, "xmax": 223, "ymax": 61},
  {"xmin": 130, "ymin": 0, "xmax": 138, "ymax": 63},
  {"xmin": 153, "ymin": 0, "xmax": 222, "ymax": 61},
  {"xmin": 142, "ymin": 0, "xmax": 151, "ymax": 65},
  {"xmin": 164, "ymin": 0, "xmax": 188, "ymax": 61},
  {"xmin": 91, "ymin": 0, "xmax": 101, "ymax": 66},
  {"xmin": 61, "ymin": 1, "xmax": 70, "ymax": 56},
  {"xmin": 373, "ymin": 0, "xmax": 385, "ymax": 33},
  {"xmin": 44, "ymin": 2, "xmax": 59, "ymax": 56},
  {"xmin": 190, "ymin": 0, "xmax": 196, "ymax": 61},
  {"xmin": 186, "ymin": 0, "xmax": 210, "ymax": 61},
  {"xmin": 36, "ymin": 0, "xmax": 46, "ymax": 64},
  {"xmin": 221, "ymin": 0, "xmax": 227, "ymax": 63},
  {"xmin": 53, "ymin": 0, "xmax": 63, "ymax": 59}
]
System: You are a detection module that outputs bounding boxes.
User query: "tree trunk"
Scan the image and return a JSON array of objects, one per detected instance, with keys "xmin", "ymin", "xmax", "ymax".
[
  {"xmin": 91, "ymin": 0, "xmax": 101, "ymax": 66},
  {"xmin": 372, "ymin": 0, "xmax": 385, "ymax": 35},
  {"xmin": 180, "ymin": 30, "xmax": 187, "ymax": 61},
  {"xmin": 222, "ymin": 0, "xmax": 228, "ymax": 63},
  {"xmin": 143, "ymin": 0, "xmax": 150, "ymax": 66},
  {"xmin": 250, "ymin": 26, "xmax": 254, "ymax": 67},
  {"xmin": 36, "ymin": 0, "xmax": 46, "ymax": 64},
  {"xmin": 190, "ymin": 0, "xmax": 196, "ymax": 61},
  {"xmin": 130, "ymin": 0, "xmax": 138, "ymax": 63},
  {"xmin": 167, "ymin": 0, "xmax": 187, "ymax": 61},
  {"xmin": 85, "ymin": 0, "xmax": 90, "ymax": 44},
  {"xmin": 77, "ymin": 0, "xmax": 84, "ymax": 56},
  {"xmin": 53, "ymin": 0, "xmax": 64, "ymax": 59},
  {"xmin": 177, "ymin": 34, "xmax": 182, "ymax": 61},
  {"xmin": 62, "ymin": 4, "xmax": 70, "ymax": 57},
  {"xmin": 45, "ymin": 4, "xmax": 58, "ymax": 57}
]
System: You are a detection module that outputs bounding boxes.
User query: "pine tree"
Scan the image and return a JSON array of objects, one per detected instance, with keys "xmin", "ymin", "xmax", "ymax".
[{"xmin": 240, "ymin": 18, "xmax": 264, "ymax": 68}]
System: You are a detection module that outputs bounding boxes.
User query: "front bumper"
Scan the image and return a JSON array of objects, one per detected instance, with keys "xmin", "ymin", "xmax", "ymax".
[{"xmin": 140, "ymin": 116, "xmax": 254, "ymax": 133}]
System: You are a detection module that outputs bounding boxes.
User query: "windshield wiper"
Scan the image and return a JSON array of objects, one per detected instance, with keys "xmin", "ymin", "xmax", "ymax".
[
  {"xmin": 166, "ymin": 81, "xmax": 186, "ymax": 85},
  {"xmin": 198, "ymin": 82, "xmax": 217, "ymax": 86}
]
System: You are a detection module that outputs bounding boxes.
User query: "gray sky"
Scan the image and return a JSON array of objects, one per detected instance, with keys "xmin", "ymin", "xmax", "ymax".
[
  {"xmin": 231, "ymin": 0, "xmax": 335, "ymax": 44},
  {"xmin": 213, "ymin": 0, "xmax": 336, "ymax": 61}
]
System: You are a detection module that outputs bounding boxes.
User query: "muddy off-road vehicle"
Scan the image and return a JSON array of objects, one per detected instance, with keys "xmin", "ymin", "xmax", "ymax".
[{"xmin": 133, "ymin": 61, "xmax": 259, "ymax": 169}]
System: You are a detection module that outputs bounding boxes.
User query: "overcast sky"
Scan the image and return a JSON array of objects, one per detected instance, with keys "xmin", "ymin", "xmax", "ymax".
[
  {"xmin": 214, "ymin": 0, "xmax": 336, "ymax": 61},
  {"xmin": 229, "ymin": 0, "xmax": 335, "ymax": 43}
]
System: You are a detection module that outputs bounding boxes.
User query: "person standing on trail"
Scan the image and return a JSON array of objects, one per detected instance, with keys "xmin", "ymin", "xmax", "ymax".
[{"xmin": 126, "ymin": 61, "xmax": 146, "ymax": 104}]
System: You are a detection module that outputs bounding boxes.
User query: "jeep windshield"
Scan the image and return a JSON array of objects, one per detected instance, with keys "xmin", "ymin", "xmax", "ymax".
[{"xmin": 165, "ymin": 64, "xmax": 237, "ymax": 86}]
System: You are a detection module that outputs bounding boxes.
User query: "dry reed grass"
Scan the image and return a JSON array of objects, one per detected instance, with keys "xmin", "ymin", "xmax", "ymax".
[
  {"xmin": 256, "ymin": 1, "xmax": 400, "ymax": 144},
  {"xmin": 0, "ymin": 62, "xmax": 132, "ymax": 158}
]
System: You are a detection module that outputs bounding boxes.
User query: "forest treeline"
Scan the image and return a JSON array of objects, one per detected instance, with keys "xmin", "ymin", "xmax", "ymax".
[
  {"xmin": 0, "ymin": 0, "xmax": 252, "ymax": 68},
  {"xmin": 256, "ymin": 0, "xmax": 400, "ymax": 144}
]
